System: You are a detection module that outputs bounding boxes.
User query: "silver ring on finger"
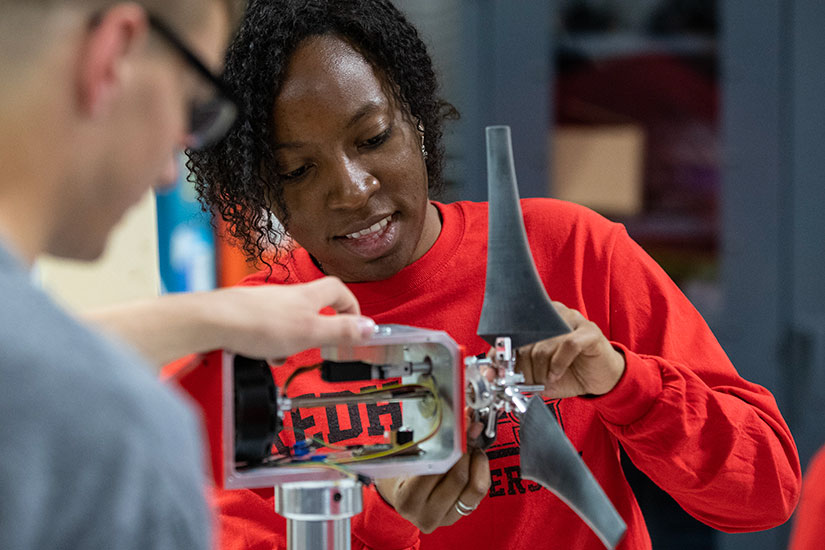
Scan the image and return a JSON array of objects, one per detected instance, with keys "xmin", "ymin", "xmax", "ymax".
[{"xmin": 454, "ymin": 499, "xmax": 475, "ymax": 517}]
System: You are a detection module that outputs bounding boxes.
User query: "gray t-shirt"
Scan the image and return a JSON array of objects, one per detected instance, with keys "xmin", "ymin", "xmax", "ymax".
[{"xmin": 0, "ymin": 243, "xmax": 210, "ymax": 549}]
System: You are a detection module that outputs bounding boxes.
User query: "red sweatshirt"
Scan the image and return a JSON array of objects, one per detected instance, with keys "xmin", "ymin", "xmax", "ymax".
[
  {"xmin": 171, "ymin": 199, "xmax": 800, "ymax": 550},
  {"xmin": 789, "ymin": 444, "xmax": 825, "ymax": 550}
]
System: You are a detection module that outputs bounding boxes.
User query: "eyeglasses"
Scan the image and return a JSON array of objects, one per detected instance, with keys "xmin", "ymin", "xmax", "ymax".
[
  {"xmin": 146, "ymin": 14, "xmax": 239, "ymax": 149},
  {"xmin": 90, "ymin": 11, "xmax": 239, "ymax": 149}
]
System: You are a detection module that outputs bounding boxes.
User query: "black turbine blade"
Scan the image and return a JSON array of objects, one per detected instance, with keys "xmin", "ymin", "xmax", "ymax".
[
  {"xmin": 477, "ymin": 125, "xmax": 570, "ymax": 348},
  {"xmin": 521, "ymin": 397, "xmax": 627, "ymax": 549}
]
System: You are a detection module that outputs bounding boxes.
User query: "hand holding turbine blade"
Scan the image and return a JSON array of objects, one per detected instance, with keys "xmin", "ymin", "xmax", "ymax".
[
  {"xmin": 477, "ymin": 126, "xmax": 571, "ymax": 348},
  {"xmin": 472, "ymin": 125, "xmax": 626, "ymax": 548}
]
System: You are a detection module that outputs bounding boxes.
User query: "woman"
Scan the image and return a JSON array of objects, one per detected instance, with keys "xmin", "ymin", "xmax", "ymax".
[{"xmin": 175, "ymin": 1, "xmax": 801, "ymax": 549}]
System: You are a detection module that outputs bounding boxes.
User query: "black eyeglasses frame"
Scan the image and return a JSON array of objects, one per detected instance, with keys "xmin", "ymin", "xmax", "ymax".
[
  {"xmin": 145, "ymin": 14, "xmax": 237, "ymax": 108},
  {"xmin": 89, "ymin": 10, "xmax": 240, "ymax": 149}
]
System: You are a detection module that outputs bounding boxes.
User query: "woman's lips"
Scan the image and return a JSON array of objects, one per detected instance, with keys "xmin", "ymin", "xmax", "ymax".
[{"xmin": 335, "ymin": 214, "xmax": 398, "ymax": 259}]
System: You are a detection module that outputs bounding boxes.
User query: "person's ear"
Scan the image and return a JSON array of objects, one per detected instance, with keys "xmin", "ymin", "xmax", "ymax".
[{"xmin": 76, "ymin": 4, "xmax": 150, "ymax": 117}]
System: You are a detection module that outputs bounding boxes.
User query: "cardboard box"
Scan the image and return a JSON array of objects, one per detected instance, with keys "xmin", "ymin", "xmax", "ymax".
[{"xmin": 551, "ymin": 125, "xmax": 645, "ymax": 216}]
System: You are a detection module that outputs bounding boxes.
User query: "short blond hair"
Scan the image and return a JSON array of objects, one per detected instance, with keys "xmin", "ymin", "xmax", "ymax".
[
  {"xmin": 0, "ymin": 0, "xmax": 244, "ymax": 83},
  {"xmin": 0, "ymin": 0, "xmax": 245, "ymax": 30}
]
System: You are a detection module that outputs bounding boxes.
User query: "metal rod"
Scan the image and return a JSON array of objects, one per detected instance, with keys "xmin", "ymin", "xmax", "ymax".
[
  {"xmin": 275, "ymin": 480, "xmax": 363, "ymax": 550},
  {"xmin": 287, "ymin": 387, "xmax": 432, "ymax": 410}
]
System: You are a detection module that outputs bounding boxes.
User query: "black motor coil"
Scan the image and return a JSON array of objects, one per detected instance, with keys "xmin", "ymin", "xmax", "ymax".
[{"xmin": 233, "ymin": 355, "xmax": 280, "ymax": 464}]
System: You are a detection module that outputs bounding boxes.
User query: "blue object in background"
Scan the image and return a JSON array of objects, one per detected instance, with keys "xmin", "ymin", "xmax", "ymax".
[{"xmin": 156, "ymin": 156, "xmax": 216, "ymax": 293}]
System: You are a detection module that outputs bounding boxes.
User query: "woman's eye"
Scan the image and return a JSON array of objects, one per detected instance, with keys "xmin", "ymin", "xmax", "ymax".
[
  {"xmin": 361, "ymin": 127, "xmax": 391, "ymax": 149},
  {"xmin": 279, "ymin": 165, "xmax": 309, "ymax": 181}
]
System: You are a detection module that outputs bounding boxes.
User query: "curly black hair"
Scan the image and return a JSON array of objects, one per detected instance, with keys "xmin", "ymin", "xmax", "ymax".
[{"xmin": 187, "ymin": 0, "xmax": 458, "ymax": 270}]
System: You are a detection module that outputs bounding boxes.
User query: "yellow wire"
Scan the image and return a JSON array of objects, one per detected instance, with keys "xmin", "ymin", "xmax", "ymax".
[
  {"xmin": 305, "ymin": 388, "xmax": 443, "ymax": 464},
  {"xmin": 332, "ymin": 386, "xmax": 443, "ymax": 464},
  {"xmin": 280, "ymin": 365, "xmax": 446, "ymax": 467}
]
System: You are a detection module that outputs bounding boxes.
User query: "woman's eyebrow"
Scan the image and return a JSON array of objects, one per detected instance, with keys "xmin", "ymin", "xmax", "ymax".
[
  {"xmin": 273, "ymin": 141, "xmax": 305, "ymax": 151},
  {"xmin": 346, "ymin": 101, "xmax": 384, "ymax": 129}
]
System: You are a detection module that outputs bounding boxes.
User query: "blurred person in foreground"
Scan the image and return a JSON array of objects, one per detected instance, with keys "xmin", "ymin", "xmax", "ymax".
[{"xmin": 0, "ymin": 1, "xmax": 374, "ymax": 548}]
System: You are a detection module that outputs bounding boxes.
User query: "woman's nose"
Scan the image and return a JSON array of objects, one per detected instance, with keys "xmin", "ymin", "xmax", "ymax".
[{"xmin": 327, "ymin": 158, "xmax": 379, "ymax": 210}]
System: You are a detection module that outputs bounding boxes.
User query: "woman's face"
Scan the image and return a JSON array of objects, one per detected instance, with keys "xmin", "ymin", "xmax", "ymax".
[{"xmin": 271, "ymin": 34, "xmax": 441, "ymax": 282}]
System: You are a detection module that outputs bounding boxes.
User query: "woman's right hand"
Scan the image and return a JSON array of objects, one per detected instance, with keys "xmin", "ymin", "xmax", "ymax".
[
  {"xmin": 374, "ymin": 410, "xmax": 490, "ymax": 533},
  {"xmin": 374, "ymin": 448, "xmax": 490, "ymax": 533}
]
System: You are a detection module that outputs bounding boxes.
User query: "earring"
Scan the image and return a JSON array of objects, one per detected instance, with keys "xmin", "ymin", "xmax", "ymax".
[{"xmin": 417, "ymin": 120, "xmax": 428, "ymax": 158}]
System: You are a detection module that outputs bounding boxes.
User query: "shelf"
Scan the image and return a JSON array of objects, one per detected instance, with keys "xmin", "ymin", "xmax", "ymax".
[{"xmin": 559, "ymin": 32, "xmax": 716, "ymax": 60}]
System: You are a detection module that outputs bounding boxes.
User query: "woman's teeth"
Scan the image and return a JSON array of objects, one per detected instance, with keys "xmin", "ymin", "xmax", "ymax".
[{"xmin": 345, "ymin": 215, "xmax": 391, "ymax": 239}]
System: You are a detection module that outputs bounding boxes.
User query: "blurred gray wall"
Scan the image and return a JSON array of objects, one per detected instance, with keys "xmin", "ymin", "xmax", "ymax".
[
  {"xmin": 397, "ymin": 0, "xmax": 554, "ymax": 201},
  {"xmin": 720, "ymin": 0, "xmax": 825, "ymax": 548}
]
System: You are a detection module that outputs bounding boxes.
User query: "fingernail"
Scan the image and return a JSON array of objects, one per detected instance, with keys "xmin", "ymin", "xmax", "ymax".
[{"xmin": 357, "ymin": 317, "xmax": 377, "ymax": 339}]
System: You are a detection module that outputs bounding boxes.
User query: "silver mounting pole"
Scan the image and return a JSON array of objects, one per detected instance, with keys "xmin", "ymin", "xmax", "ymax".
[{"xmin": 275, "ymin": 479, "xmax": 364, "ymax": 550}]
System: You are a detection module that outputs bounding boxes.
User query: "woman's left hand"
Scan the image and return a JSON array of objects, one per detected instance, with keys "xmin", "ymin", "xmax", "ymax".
[{"xmin": 516, "ymin": 302, "xmax": 626, "ymax": 399}]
